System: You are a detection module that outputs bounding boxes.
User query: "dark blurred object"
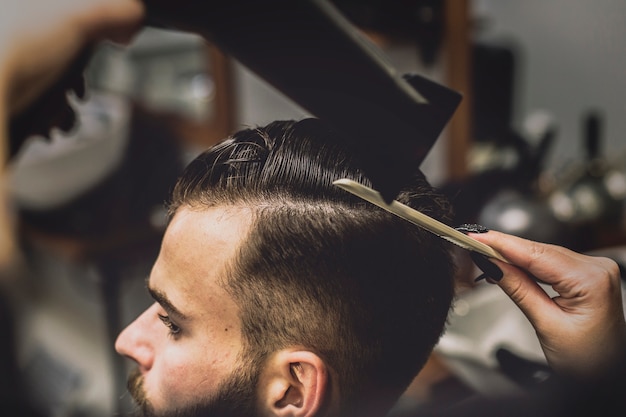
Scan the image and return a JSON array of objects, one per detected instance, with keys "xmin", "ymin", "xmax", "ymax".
[
  {"xmin": 445, "ymin": 107, "xmax": 626, "ymax": 251},
  {"xmin": 441, "ymin": 115, "xmax": 568, "ymax": 244},
  {"xmin": 441, "ymin": 41, "xmax": 585, "ymax": 248},
  {"xmin": 472, "ymin": 116, "xmax": 566, "ymax": 245},
  {"xmin": 546, "ymin": 110, "xmax": 626, "ymax": 249},
  {"xmin": 441, "ymin": 41, "xmax": 521, "ymax": 224},
  {"xmin": 554, "ymin": 111, "xmax": 621, "ymax": 225},
  {"xmin": 8, "ymin": 48, "xmax": 91, "ymax": 160},
  {"xmin": 472, "ymin": 43, "xmax": 516, "ymax": 145},
  {"xmin": 330, "ymin": 0, "xmax": 444, "ymax": 66},
  {"xmin": 470, "ymin": 120, "xmax": 583, "ymax": 248},
  {"xmin": 144, "ymin": 0, "xmax": 460, "ymax": 202},
  {"xmin": 495, "ymin": 348, "xmax": 553, "ymax": 389},
  {"xmin": 394, "ymin": 349, "xmax": 626, "ymax": 417},
  {"xmin": 408, "ymin": 371, "xmax": 626, "ymax": 417}
]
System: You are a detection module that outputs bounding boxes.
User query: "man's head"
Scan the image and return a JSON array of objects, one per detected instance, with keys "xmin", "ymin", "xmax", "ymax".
[{"xmin": 115, "ymin": 118, "xmax": 456, "ymax": 417}]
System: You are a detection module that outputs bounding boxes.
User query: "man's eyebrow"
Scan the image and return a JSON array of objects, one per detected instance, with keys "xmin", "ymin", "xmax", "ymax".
[{"xmin": 147, "ymin": 285, "xmax": 189, "ymax": 320}]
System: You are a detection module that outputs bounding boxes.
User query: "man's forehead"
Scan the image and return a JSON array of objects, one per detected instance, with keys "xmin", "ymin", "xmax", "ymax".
[
  {"xmin": 167, "ymin": 205, "xmax": 253, "ymax": 240},
  {"xmin": 150, "ymin": 205, "xmax": 252, "ymax": 317}
]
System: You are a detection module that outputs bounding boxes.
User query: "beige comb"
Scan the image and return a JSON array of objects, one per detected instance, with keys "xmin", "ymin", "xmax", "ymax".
[{"xmin": 333, "ymin": 178, "xmax": 507, "ymax": 262}]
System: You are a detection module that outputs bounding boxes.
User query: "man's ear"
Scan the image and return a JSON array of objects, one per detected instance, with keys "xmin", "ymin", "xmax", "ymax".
[{"xmin": 258, "ymin": 349, "xmax": 331, "ymax": 417}]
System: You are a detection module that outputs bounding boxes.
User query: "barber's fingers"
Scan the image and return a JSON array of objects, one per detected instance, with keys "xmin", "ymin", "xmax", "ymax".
[
  {"xmin": 472, "ymin": 231, "xmax": 623, "ymax": 320},
  {"xmin": 488, "ymin": 257, "xmax": 563, "ymax": 328},
  {"xmin": 471, "ymin": 231, "xmax": 626, "ymax": 379},
  {"xmin": 469, "ymin": 232, "xmax": 564, "ymax": 322},
  {"xmin": 472, "ymin": 231, "xmax": 584, "ymax": 282},
  {"xmin": 472, "ymin": 231, "xmax": 619, "ymax": 293}
]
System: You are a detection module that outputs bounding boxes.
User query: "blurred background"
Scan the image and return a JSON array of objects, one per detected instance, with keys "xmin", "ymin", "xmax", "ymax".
[{"xmin": 1, "ymin": 0, "xmax": 626, "ymax": 416}]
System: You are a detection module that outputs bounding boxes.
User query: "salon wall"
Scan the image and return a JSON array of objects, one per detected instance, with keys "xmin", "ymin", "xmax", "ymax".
[{"xmin": 474, "ymin": 0, "xmax": 626, "ymax": 172}]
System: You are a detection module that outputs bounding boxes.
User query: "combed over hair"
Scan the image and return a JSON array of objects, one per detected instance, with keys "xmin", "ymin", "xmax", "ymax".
[{"xmin": 169, "ymin": 119, "xmax": 455, "ymax": 417}]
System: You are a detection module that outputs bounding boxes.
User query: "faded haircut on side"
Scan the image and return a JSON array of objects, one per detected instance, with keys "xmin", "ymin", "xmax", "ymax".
[{"xmin": 168, "ymin": 118, "xmax": 456, "ymax": 417}]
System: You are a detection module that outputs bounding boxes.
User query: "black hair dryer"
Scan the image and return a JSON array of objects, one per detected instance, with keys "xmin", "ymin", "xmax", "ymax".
[{"xmin": 143, "ymin": 0, "xmax": 461, "ymax": 201}]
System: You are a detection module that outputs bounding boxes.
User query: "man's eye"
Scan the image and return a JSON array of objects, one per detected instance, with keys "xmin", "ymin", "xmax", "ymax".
[{"xmin": 158, "ymin": 314, "xmax": 182, "ymax": 337}]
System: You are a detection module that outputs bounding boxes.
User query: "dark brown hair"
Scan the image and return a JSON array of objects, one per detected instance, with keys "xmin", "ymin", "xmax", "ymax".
[{"xmin": 169, "ymin": 118, "xmax": 455, "ymax": 417}]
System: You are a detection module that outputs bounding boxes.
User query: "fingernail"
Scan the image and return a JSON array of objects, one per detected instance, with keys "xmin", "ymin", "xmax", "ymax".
[
  {"xmin": 474, "ymin": 273, "xmax": 499, "ymax": 285},
  {"xmin": 455, "ymin": 224, "xmax": 489, "ymax": 234},
  {"xmin": 470, "ymin": 252, "xmax": 503, "ymax": 282},
  {"xmin": 474, "ymin": 273, "xmax": 488, "ymax": 282}
]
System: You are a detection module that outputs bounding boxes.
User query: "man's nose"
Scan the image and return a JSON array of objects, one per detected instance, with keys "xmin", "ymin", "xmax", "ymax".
[{"xmin": 115, "ymin": 304, "xmax": 158, "ymax": 371}]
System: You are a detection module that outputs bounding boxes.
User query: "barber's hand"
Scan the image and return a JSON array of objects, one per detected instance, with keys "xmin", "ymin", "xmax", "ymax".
[
  {"xmin": 0, "ymin": 0, "xmax": 144, "ymax": 116},
  {"xmin": 471, "ymin": 231, "xmax": 626, "ymax": 381}
]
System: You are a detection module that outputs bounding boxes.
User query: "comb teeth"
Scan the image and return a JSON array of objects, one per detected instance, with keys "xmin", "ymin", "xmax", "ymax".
[{"xmin": 441, "ymin": 236, "xmax": 475, "ymax": 251}]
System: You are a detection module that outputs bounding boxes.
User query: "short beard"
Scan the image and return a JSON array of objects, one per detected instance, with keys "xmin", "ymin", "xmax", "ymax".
[{"xmin": 126, "ymin": 362, "xmax": 260, "ymax": 417}]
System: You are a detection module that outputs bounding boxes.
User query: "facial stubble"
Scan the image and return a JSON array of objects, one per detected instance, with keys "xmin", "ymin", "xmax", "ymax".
[{"xmin": 126, "ymin": 362, "xmax": 260, "ymax": 417}]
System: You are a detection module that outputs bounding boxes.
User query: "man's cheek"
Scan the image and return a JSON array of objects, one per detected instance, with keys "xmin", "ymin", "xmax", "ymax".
[{"xmin": 153, "ymin": 364, "xmax": 199, "ymax": 407}]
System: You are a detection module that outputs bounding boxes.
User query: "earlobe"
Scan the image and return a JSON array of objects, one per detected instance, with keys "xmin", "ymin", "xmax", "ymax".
[{"xmin": 258, "ymin": 350, "xmax": 331, "ymax": 417}]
